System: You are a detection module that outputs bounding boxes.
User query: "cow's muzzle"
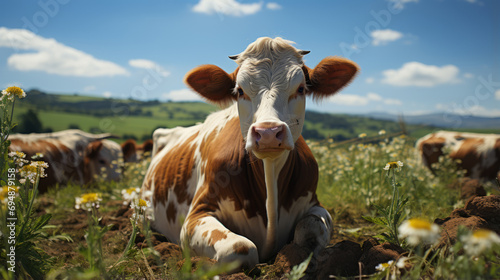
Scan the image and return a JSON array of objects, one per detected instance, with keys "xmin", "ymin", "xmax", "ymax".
[{"xmin": 247, "ymin": 122, "xmax": 294, "ymax": 158}]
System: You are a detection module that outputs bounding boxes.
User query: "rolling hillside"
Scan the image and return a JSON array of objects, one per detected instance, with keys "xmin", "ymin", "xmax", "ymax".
[{"xmin": 12, "ymin": 90, "xmax": 443, "ymax": 142}]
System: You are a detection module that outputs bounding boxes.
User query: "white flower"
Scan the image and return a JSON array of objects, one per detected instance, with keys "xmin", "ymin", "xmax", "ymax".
[
  {"xmin": 462, "ymin": 229, "xmax": 500, "ymax": 256},
  {"xmin": 396, "ymin": 257, "xmax": 409, "ymax": 269},
  {"xmin": 131, "ymin": 198, "xmax": 150, "ymax": 212},
  {"xmin": 399, "ymin": 218, "xmax": 440, "ymax": 246},
  {"xmin": 375, "ymin": 260, "xmax": 394, "ymax": 271},
  {"xmin": 130, "ymin": 198, "xmax": 150, "ymax": 224},
  {"xmin": 121, "ymin": 187, "xmax": 140, "ymax": 204},
  {"xmin": 378, "ymin": 130, "xmax": 386, "ymax": 135}
]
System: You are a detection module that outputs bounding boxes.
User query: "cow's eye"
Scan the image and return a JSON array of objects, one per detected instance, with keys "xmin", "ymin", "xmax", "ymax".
[
  {"xmin": 297, "ymin": 86, "xmax": 305, "ymax": 95},
  {"xmin": 237, "ymin": 88, "xmax": 244, "ymax": 97}
]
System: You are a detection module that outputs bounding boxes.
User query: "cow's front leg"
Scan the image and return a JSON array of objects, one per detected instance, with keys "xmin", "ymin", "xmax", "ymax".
[
  {"xmin": 293, "ymin": 205, "xmax": 333, "ymax": 255},
  {"xmin": 181, "ymin": 214, "xmax": 259, "ymax": 269}
]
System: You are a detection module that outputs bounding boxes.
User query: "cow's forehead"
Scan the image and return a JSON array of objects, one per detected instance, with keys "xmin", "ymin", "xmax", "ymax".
[{"xmin": 235, "ymin": 45, "xmax": 305, "ymax": 94}]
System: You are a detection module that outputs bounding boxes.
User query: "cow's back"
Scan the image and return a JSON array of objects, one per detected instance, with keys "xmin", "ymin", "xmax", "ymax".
[
  {"xmin": 416, "ymin": 130, "xmax": 500, "ymax": 180},
  {"xmin": 9, "ymin": 137, "xmax": 83, "ymax": 192}
]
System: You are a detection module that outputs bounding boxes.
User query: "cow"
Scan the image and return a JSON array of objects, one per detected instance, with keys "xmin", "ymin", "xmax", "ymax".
[
  {"xmin": 9, "ymin": 129, "xmax": 123, "ymax": 192},
  {"xmin": 121, "ymin": 139, "xmax": 154, "ymax": 162},
  {"xmin": 141, "ymin": 37, "xmax": 358, "ymax": 269},
  {"xmin": 151, "ymin": 125, "xmax": 201, "ymax": 157},
  {"xmin": 416, "ymin": 130, "xmax": 500, "ymax": 181}
]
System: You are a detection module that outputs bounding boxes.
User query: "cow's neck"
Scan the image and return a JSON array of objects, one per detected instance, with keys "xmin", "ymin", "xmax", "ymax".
[{"xmin": 261, "ymin": 151, "xmax": 289, "ymax": 260}]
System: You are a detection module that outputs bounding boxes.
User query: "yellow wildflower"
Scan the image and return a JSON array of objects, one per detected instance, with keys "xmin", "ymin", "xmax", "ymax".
[
  {"xmin": 1, "ymin": 86, "xmax": 26, "ymax": 102},
  {"xmin": 75, "ymin": 192, "xmax": 102, "ymax": 211},
  {"xmin": 383, "ymin": 161, "xmax": 404, "ymax": 171}
]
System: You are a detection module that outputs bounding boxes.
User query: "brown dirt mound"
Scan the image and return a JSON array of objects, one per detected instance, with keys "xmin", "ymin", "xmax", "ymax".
[{"xmin": 434, "ymin": 195, "xmax": 500, "ymax": 247}]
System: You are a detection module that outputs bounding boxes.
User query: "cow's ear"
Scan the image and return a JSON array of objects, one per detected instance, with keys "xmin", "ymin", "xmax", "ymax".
[
  {"xmin": 184, "ymin": 65, "xmax": 238, "ymax": 107},
  {"xmin": 86, "ymin": 141, "xmax": 103, "ymax": 158},
  {"xmin": 305, "ymin": 57, "xmax": 358, "ymax": 99},
  {"xmin": 121, "ymin": 140, "xmax": 137, "ymax": 159}
]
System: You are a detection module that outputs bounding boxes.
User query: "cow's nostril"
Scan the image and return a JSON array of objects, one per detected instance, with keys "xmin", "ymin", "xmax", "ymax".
[{"xmin": 276, "ymin": 130, "xmax": 284, "ymax": 141}]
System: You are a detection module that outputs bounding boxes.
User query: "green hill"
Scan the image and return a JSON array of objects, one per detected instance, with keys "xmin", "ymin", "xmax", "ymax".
[{"xmin": 12, "ymin": 90, "xmax": 432, "ymax": 142}]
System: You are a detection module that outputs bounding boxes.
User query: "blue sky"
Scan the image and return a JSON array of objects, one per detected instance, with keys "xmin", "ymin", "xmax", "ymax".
[{"xmin": 1, "ymin": 0, "xmax": 499, "ymax": 117}]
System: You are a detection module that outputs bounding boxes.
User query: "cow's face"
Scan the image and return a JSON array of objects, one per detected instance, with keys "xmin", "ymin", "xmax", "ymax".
[
  {"xmin": 84, "ymin": 140, "xmax": 123, "ymax": 181},
  {"xmin": 185, "ymin": 37, "xmax": 358, "ymax": 159}
]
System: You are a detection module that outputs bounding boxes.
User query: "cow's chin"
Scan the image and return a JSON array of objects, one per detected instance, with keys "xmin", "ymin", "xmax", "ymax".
[{"xmin": 251, "ymin": 148, "xmax": 289, "ymax": 160}]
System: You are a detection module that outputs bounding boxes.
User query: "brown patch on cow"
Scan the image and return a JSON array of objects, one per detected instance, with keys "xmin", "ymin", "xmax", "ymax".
[
  {"xmin": 419, "ymin": 136, "xmax": 446, "ymax": 169},
  {"xmin": 233, "ymin": 242, "xmax": 250, "ymax": 255},
  {"xmin": 207, "ymin": 229, "xmax": 228, "ymax": 246},
  {"xmin": 166, "ymin": 203, "xmax": 178, "ymax": 224},
  {"xmin": 450, "ymin": 138, "xmax": 484, "ymax": 177},
  {"xmin": 151, "ymin": 132, "xmax": 199, "ymax": 206}
]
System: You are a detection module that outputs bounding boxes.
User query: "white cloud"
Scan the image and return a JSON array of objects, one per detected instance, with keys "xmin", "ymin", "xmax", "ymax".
[
  {"xmin": 495, "ymin": 89, "xmax": 500, "ymax": 100},
  {"xmin": 129, "ymin": 59, "xmax": 157, "ymax": 69},
  {"xmin": 365, "ymin": 77, "xmax": 375, "ymax": 84},
  {"xmin": 328, "ymin": 92, "xmax": 401, "ymax": 107},
  {"xmin": 266, "ymin": 2, "xmax": 282, "ymax": 10},
  {"xmin": 103, "ymin": 91, "xmax": 112, "ymax": 98},
  {"xmin": 192, "ymin": 0, "xmax": 262, "ymax": 16},
  {"xmin": 371, "ymin": 29, "xmax": 403, "ymax": 46},
  {"xmin": 436, "ymin": 103, "xmax": 500, "ymax": 117},
  {"xmin": 382, "ymin": 62, "xmax": 461, "ymax": 87},
  {"xmin": 163, "ymin": 88, "xmax": 203, "ymax": 102},
  {"xmin": 367, "ymin": 92, "xmax": 382, "ymax": 101},
  {"xmin": 384, "ymin": 98, "xmax": 402, "ymax": 105},
  {"xmin": 329, "ymin": 94, "xmax": 369, "ymax": 106},
  {"xmin": 129, "ymin": 59, "xmax": 170, "ymax": 77},
  {"xmin": 388, "ymin": 0, "xmax": 418, "ymax": 10},
  {"xmin": 0, "ymin": 27, "xmax": 129, "ymax": 77}
]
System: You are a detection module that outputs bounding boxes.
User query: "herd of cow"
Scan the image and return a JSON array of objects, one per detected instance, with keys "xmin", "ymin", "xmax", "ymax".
[{"xmin": 8, "ymin": 37, "xmax": 499, "ymax": 270}]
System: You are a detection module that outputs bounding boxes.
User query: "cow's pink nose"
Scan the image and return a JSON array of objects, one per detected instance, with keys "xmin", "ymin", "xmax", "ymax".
[{"xmin": 252, "ymin": 125, "xmax": 285, "ymax": 148}]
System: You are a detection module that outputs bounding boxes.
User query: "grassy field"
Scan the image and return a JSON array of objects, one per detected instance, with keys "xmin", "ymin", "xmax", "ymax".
[
  {"xmin": 2, "ymin": 89, "xmax": 499, "ymax": 279},
  {"xmin": 3, "ymin": 133, "xmax": 499, "ymax": 279}
]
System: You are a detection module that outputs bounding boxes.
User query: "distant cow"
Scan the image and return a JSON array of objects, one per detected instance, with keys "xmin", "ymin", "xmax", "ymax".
[
  {"xmin": 121, "ymin": 139, "xmax": 154, "ymax": 162},
  {"xmin": 9, "ymin": 129, "xmax": 123, "ymax": 192},
  {"xmin": 141, "ymin": 37, "xmax": 358, "ymax": 268},
  {"xmin": 416, "ymin": 130, "xmax": 500, "ymax": 181},
  {"xmin": 151, "ymin": 125, "xmax": 201, "ymax": 157}
]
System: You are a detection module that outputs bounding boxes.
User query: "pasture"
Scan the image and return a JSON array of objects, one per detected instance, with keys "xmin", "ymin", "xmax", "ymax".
[{"xmin": 1, "ymin": 88, "xmax": 499, "ymax": 279}]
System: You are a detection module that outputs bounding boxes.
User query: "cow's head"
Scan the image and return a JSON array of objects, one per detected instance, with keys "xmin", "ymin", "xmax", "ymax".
[
  {"xmin": 84, "ymin": 140, "xmax": 123, "ymax": 182},
  {"xmin": 185, "ymin": 37, "xmax": 358, "ymax": 159}
]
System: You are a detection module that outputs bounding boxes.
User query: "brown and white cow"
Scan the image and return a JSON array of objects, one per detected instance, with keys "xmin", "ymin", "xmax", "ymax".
[
  {"xmin": 416, "ymin": 130, "xmax": 500, "ymax": 181},
  {"xmin": 121, "ymin": 139, "xmax": 154, "ymax": 162},
  {"xmin": 141, "ymin": 37, "xmax": 358, "ymax": 268},
  {"xmin": 9, "ymin": 129, "xmax": 123, "ymax": 192}
]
